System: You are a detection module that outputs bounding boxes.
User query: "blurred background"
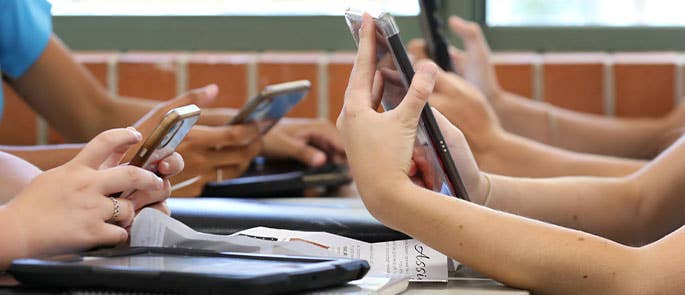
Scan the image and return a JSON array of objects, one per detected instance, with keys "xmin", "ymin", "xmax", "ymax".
[{"xmin": 4, "ymin": 0, "xmax": 685, "ymax": 145}]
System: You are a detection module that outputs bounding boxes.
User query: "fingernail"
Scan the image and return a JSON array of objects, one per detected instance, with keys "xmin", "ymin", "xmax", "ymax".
[
  {"xmin": 156, "ymin": 177, "xmax": 165, "ymax": 190},
  {"xmin": 127, "ymin": 127, "xmax": 142, "ymax": 141},
  {"xmin": 159, "ymin": 161, "xmax": 170, "ymax": 172},
  {"xmin": 311, "ymin": 152, "xmax": 326, "ymax": 167},
  {"xmin": 205, "ymin": 84, "xmax": 218, "ymax": 97},
  {"xmin": 419, "ymin": 63, "xmax": 438, "ymax": 78}
]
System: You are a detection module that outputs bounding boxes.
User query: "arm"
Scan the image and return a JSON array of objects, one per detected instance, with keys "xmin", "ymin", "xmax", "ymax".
[
  {"xmin": 0, "ymin": 128, "xmax": 182, "ymax": 270},
  {"xmin": 481, "ymin": 133, "xmax": 685, "ymax": 246},
  {"xmin": 341, "ymin": 21, "xmax": 684, "ymax": 293},
  {"xmin": 413, "ymin": 16, "xmax": 683, "ymax": 159},
  {"xmin": 8, "ymin": 35, "xmax": 233, "ymax": 141},
  {"xmin": 492, "ymin": 91, "xmax": 681, "ymax": 159},
  {"xmin": 0, "ymin": 152, "xmax": 41, "ymax": 204},
  {"xmin": 429, "ymin": 71, "xmax": 645, "ymax": 178},
  {"xmin": 0, "ymin": 144, "xmax": 82, "ymax": 170},
  {"xmin": 6, "ymin": 35, "xmax": 341, "ymax": 193}
]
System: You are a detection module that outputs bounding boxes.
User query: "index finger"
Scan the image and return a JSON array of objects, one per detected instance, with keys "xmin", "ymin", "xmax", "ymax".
[
  {"xmin": 72, "ymin": 128, "xmax": 142, "ymax": 169},
  {"xmin": 346, "ymin": 13, "xmax": 378, "ymax": 107}
]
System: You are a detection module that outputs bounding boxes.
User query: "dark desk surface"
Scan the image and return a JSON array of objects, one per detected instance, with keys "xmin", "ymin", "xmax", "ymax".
[{"xmin": 1, "ymin": 189, "xmax": 528, "ymax": 294}]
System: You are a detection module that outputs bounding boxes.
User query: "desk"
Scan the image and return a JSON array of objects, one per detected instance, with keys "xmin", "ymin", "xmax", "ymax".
[{"xmin": 405, "ymin": 279, "xmax": 528, "ymax": 294}]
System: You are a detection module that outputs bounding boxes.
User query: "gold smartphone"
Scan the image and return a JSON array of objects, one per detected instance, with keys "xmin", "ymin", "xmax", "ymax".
[
  {"xmin": 117, "ymin": 104, "xmax": 201, "ymax": 198},
  {"xmin": 228, "ymin": 80, "xmax": 310, "ymax": 134}
]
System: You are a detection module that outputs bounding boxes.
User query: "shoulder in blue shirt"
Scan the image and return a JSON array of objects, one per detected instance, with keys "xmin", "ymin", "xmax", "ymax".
[{"xmin": 0, "ymin": 0, "xmax": 52, "ymax": 119}]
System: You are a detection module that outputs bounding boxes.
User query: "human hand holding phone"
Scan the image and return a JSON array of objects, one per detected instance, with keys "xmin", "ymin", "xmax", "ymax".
[
  {"xmin": 345, "ymin": 9, "xmax": 470, "ymax": 200},
  {"xmin": 118, "ymin": 104, "xmax": 200, "ymax": 200},
  {"xmin": 0, "ymin": 128, "xmax": 172, "ymax": 269},
  {"xmin": 132, "ymin": 86, "xmax": 262, "ymax": 196}
]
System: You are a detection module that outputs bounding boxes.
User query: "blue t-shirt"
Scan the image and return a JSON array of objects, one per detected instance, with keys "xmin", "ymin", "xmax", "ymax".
[{"xmin": 0, "ymin": 0, "xmax": 53, "ymax": 118}]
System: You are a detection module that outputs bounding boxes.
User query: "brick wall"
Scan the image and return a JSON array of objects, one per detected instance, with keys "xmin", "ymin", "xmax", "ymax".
[{"xmin": 2, "ymin": 51, "xmax": 682, "ymax": 145}]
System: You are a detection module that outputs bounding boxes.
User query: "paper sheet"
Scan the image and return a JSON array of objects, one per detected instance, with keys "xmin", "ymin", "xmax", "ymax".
[{"xmin": 131, "ymin": 208, "xmax": 448, "ymax": 281}]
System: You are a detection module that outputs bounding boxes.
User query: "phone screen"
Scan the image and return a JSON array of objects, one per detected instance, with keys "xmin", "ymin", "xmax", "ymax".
[
  {"xmin": 243, "ymin": 90, "xmax": 307, "ymax": 134},
  {"xmin": 345, "ymin": 10, "xmax": 470, "ymax": 200}
]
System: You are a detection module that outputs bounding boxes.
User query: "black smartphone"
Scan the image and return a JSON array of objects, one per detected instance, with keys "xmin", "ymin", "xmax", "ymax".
[
  {"xmin": 345, "ymin": 9, "xmax": 470, "ymax": 201},
  {"xmin": 228, "ymin": 80, "xmax": 310, "ymax": 134},
  {"xmin": 418, "ymin": 0, "xmax": 456, "ymax": 72}
]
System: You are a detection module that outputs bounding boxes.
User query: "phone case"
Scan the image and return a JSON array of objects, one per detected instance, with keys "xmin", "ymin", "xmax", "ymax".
[
  {"xmin": 418, "ymin": 0, "xmax": 456, "ymax": 72},
  {"xmin": 115, "ymin": 104, "xmax": 200, "ymax": 199},
  {"xmin": 228, "ymin": 80, "xmax": 310, "ymax": 134},
  {"xmin": 345, "ymin": 9, "xmax": 470, "ymax": 201}
]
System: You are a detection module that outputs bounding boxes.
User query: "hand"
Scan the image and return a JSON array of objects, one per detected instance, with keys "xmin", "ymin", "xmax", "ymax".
[
  {"xmin": 407, "ymin": 16, "xmax": 502, "ymax": 101},
  {"xmin": 4, "ymin": 128, "xmax": 168, "ymax": 260},
  {"xmin": 262, "ymin": 118, "xmax": 346, "ymax": 167},
  {"xmin": 338, "ymin": 14, "xmax": 489, "ymax": 216},
  {"xmin": 429, "ymin": 70, "xmax": 503, "ymax": 153},
  {"xmin": 132, "ymin": 85, "xmax": 262, "ymax": 197}
]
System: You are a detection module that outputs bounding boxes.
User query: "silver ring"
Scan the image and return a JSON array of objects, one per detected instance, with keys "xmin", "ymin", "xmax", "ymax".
[{"xmin": 109, "ymin": 197, "xmax": 120, "ymax": 221}]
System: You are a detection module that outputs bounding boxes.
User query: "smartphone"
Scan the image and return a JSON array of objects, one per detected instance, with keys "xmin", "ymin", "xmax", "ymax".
[
  {"xmin": 116, "ymin": 104, "xmax": 201, "ymax": 198},
  {"xmin": 228, "ymin": 80, "xmax": 310, "ymax": 134},
  {"xmin": 345, "ymin": 9, "xmax": 470, "ymax": 201},
  {"xmin": 418, "ymin": 0, "xmax": 456, "ymax": 72}
]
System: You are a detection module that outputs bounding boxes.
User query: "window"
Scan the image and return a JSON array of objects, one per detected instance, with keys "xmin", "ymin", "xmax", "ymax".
[
  {"xmin": 48, "ymin": 0, "xmax": 419, "ymax": 16},
  {"xmin": 487, "ymin": 0, "xmax": 685, "ymax": 27}
]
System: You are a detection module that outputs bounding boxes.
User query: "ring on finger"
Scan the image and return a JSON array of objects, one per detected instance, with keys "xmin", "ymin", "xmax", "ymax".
[{"xmin": 109, "ymin": 197, "xmax": 120, "ymax": 221}]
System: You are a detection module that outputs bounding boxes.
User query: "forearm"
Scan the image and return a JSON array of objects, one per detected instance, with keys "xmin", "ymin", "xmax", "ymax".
[
  {"xmin": 0, "ymin": 152, "xmax": 42, "ymax": 204},
  {"xmin": 625, "ymin": 135, "xmax": 685, "ymax": 243},
  {"xmin": 476, "ymin": 130, "xmax": 645, "ymax": 178},
  {"xmin": 0, "ymin": 206, "xmax": 28, "ymax": 271},
  {"xmin": 369, "ymin": 182, "xmax": 640, "ymax": 295},
  {"xmin": 480, "ymin": 134, "xmax": 685, "ymax": 246},
  {"xmin": 493, "ymin": 92, "xmax": 672, "ymax": 158},
  {"xmin": 1, "ymin": 144, "xmax": 82, "ymax": 171},
  {"xmin": 483, "ymin": 173, "xmax": 642, "ymax": 245}
]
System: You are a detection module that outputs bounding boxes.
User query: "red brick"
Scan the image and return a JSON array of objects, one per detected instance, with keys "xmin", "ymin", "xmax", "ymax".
[
  {"xmin": 0, "ymin": 83, "xmax": 38, "ymax": 145},
  {"xmin": 543, "ymin": 53, "xmax": 606, "ymax": 114},
  {"xmin": 187, "ymin": 53, "xmax": 252, "ymax": 109},
  {"xmin": 327, "ymin": 52, "xmax": 355, "ymax": 122},
  {"xmin": 614, "ymin": 53, "xmax": 677, "ymax": 117},
  {"xmin": 257, "ymin": 52, "xmax": 321, "ymax": 118},
  {"xmin": 492, "ymin": 52, "xmax": 536, "ymax": 98},
  {"xmin": 74, "ymin": 52, "xmax": 113, "ymax": 88},
  {"xmin": 118, "ymin": 53, "xmax": 178, "ymax": 101}
]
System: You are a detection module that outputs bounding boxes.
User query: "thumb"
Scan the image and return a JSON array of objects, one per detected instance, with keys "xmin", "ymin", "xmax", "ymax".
[
  {"xmin": 296, "ymin": 144, "xmax": 327, "ymax": 167},
  {"xmin": 448, "ymin": 46, "xmax": 467, "ymax": 75},
  {"xmin": 407, "ymin": 39, "xmax": 429, "ymax": 61},
  {"xmin": 396, "ymin": 62, "xmax": 438, "ymax": 126},
  {"xmin": 165, "ymin": 84, "xmax": 218, "ymax": 109}
]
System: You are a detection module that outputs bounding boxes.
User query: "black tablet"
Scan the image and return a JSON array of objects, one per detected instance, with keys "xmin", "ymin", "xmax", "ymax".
[
  {"xmin": 201, "ymin": 158, "xmax": 352, "ymax": 198},
  {"xmin": 345, "ymin": 9, "xmax": 470, "ymax": 201},
  {"xmin": 9, "ymin": 247, "xmax": 369, "ymax": 295}
]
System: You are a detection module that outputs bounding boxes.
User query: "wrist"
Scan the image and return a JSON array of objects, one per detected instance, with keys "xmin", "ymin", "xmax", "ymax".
[
  {"xmin": 472, "ymin": 173, "xmax": 493, "ymax": 206},
  {"xmin": 489, "ymin": 90, "xmax": 509, "ymax": 111},
  {"xmin": 0, "ymin": 205, "xmax": 30, "ymax": 270},
  {"xmin": 469, "ymin": 127, "xmax": 507, "ymax": 173},
  {"xmin": 356, "ymin": 172, "xmax": 413, "ymax": 214}
]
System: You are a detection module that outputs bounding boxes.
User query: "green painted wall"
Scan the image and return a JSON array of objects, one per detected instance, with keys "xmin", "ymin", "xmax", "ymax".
[{"xmin": 53, "ymin": 0, "xmax": 685, "ymax": 52}]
